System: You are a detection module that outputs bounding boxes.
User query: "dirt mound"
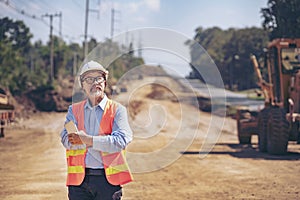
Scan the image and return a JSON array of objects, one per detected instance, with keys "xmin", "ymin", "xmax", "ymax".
[
  {"xmin": 128, "ymin": 100, "xmax": 144, "ymax": 120},
  {"xmin": 146, "ymin": 83, "xmax": 178, "ymax": 102},
  {"xmin": 28, "ymin": 86, "xmax": 70, "ymax": 112},
  {"xmin": 19, "ymin": 76, "xmax": 75, "ymax": 113}
]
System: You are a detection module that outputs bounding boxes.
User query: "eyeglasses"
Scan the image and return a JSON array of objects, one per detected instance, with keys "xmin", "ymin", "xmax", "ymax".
[{"xmin": 82, "ymin": 76, "xmax": 105, "ymax": 84}]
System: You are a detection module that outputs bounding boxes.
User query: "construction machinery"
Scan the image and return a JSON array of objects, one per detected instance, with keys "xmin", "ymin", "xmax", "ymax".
[
  {"xmin": 0, "ymin": 87, "xmax": 14, "ymax": 138},
  {"xmin": 236, "ymin": 38, "xmax": 300, "ymax": 154}
]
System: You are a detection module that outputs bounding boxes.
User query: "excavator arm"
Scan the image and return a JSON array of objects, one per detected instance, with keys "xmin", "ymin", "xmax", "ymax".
[{"xmin": 250, "ymin": 55, "xmax": 273, "ymax": 105}]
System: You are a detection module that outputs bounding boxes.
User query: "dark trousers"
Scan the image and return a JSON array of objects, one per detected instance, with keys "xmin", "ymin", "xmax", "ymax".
[{"xmin": 68, "ymin": 174, "xmax": 121, "ymax": 200}]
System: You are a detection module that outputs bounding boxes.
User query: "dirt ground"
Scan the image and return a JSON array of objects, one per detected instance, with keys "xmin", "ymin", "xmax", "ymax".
[{"xmin": 1, "ymin": 76, "xmax": 300, "ymax": 200}]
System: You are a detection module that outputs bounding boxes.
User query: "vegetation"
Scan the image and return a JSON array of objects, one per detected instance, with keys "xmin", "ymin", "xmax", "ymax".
[
  {"xmin": 187, "ymin": 0, "xmax": 300, "ymax": 90},
  {"xmin": 261, "ymin": 0, "xmax": 300, "ymax": 39},
  {"xmin": 1, "ymin": 0, "xmax": 300, "ymax": 111},
  {"xmin": 0, "ymin": 17, "xmax": 144, "ymax": 97},
  {"xmin": 187, "ymin": 27, "xmax": 269, "ymax": 90}
]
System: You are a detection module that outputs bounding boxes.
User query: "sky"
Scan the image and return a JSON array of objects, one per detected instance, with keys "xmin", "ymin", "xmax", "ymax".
[
  {"xmin": 0, "ymin": 0, "xmax": 269, "ymax": 44},
  {"xmin": 0, "ymin": 0, "xmax": 269, "ymax": 76}
]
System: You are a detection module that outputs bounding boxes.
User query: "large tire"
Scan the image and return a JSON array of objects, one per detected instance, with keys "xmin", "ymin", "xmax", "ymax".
[
  {"xmin": 237, "ymin": 111, "xmax": 251, "ymax": 144},
  {"xmin": 257, "ymin": 108, "xmax": 270, "ymax": 152},
  {"xmin": 267, "ymin": 108, "xmax": 289, "ymax": 155}
]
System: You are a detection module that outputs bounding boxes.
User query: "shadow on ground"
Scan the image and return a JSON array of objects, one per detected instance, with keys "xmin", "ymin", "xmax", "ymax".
[{"xmin": 181, "ymin": 143, "xmax": 300, "ymax": 160}]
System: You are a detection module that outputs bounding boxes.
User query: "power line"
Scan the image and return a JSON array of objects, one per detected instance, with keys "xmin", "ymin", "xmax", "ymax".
[
  {"xmin": 1, "ymin": 0, "xmax": 80, "ymax": 44},
  {"xmin": 0, "ymin": 0, "xmax": 49, "ymax": 26},
  {"xmin": 33, "ymin": 0, "xmax": 84, "ymax": 41},
  {"xmin": 1, "ymin": 0, "xmax": 100, "ymax": 45},
  {"xmin": 72, "ymin": 0, "xmax": 84, "ymax": 11},
  {"xmin": 39, "ymin": 0, "xmax": 58, "ymax": 12}
]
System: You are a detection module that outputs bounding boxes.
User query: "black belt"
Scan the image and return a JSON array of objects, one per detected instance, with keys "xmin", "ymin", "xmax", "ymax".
[{"xmin": 85, "ymin": 168, "xmax": 105, "ymax": 176}]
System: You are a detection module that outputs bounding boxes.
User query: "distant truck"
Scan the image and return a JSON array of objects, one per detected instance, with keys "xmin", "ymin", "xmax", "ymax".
[
  {"xmin": 236, "ymin": 38, "xmax": 300, "ymax": 154},
  {"xmin": 0, "ymin": 88, "xmax": 14, "ymax": 137}
]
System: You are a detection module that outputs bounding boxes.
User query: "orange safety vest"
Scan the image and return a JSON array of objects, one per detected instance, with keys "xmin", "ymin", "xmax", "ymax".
[{"xmin": 65, "ymin": 99, "xmax": 133, "ymax": 186}]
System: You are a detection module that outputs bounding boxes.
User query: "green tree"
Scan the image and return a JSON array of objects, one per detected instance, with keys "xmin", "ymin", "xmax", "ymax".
[
  {"xmin": 188, "ymin": 27, "xmax": 234, "ymax": 84},
  {"xmin": 52, "ymin": 36, "xmax": 74, "ymax": 79},
  {"xmin": 261, "ymin": 0, "xmax": 300, "ymax": 39},
  {"xmin": 223, "ymin": 28, "xmax": 268, "ymax": 90},
  {"xmin": 0, "ymin": 17, "xmax": 33, "ymax": 94},
  {"xmin": 187, "ymin": 27, "xmax": 268, "ymax": 90},
  {"xmin": 0, "ymin": 17, "xmax": 32, "ymax": 53}
]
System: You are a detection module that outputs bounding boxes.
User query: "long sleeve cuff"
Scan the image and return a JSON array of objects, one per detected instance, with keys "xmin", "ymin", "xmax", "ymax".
[{"xmin": 92, "ymin": 135, "xmax": 123, "ymax": 153}]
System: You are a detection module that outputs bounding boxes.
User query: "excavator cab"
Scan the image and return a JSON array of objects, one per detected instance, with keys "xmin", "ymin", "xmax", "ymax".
[{"xmin": 266, "ymin": 39, "xmax": 300, "ymax": 109}]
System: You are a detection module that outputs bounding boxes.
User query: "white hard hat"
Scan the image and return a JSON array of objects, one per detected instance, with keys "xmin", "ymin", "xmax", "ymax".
[{"xmin": 79, "ymin": 60, "xmax": 108, "ymax": 80}]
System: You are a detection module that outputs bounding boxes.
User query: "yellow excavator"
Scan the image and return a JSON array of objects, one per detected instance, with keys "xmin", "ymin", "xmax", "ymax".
[{"xmin": 236, "ymin": 38, "xmax": 300, "ymax": 154}]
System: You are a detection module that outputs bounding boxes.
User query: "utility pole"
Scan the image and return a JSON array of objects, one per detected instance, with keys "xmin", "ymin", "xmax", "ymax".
[
  {"xmin": 84, "ymin": 0, "xmax": 99, "ymax": 58},
  {"xmin": 110, "ymin": 8, "xmax": 120, "ymax": 40},
  {"xmin": 110, "ymin": 8, "xmax": 114, "ymax": 39},
  {"xmin": 42, "ymin": 13, "xmax": 60, "ymax": 83},
  {"xmin": 73, "ymin": 53, "xmax": 78, "ymax": 76},
  {"xmin": 138, "ymin": 31, "xmax": 142, "ymax": 58},
  {"xmin": 59, "ymin": 11, "xmax": 62, "ymax": 38},
  {"xmin": 84, "ymin": 0, "xmax": 89, "ymax": 57},
  {"xmin": 125, "ymin": 30, "xmax": 129, "ymax": 48}
]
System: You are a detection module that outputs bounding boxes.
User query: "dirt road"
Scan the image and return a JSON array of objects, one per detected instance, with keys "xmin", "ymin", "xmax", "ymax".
[
  {"xmin": 1, "ymin": 75, "xmax": 300, "ymax": 200},
  {"xmin": 0, "ymin": 112, "xmax": 67, "ymax": 200}
]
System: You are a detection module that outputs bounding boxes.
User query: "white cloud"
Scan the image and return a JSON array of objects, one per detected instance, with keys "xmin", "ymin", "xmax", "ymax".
[
  {"xmin": 128, "ymin": 2, "xmax": 140, "ymax": 13},
  {"xmin": 134, "ymin": 16, "xmax": 146, "ymax": 22},
  {"xmin": 144, "ymin": 0, "xmax": 160, "ymax": 11},
  {"xmin": 99, "ymin": 1, "xmax": 123, "ymax": 14},
  {"xmin": 27, "ymin": 2, "xmax": 42, "ymax": 11},
  {"xmin": 124, "ymin": 0, "xmax": 160, "ymax": 14}
]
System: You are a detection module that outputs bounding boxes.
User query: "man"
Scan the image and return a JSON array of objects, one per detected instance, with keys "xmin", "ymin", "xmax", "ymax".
[{"xmin": 60, "ymin": 60, "xmax": 133, "ymax": 200}]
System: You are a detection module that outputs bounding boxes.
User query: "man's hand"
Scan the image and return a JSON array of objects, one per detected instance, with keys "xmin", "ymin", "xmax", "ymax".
[
  {"xmin": 68, "ymin": 131, "xmax": 93, "ymax": 147},
  {"xmin": 68, "ymin": 133, "xmax": 83, "ymax": 145}
]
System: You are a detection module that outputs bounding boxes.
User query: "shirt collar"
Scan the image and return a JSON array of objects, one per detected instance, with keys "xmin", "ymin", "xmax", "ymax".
[{"xmin": 84, "ymin": 94, "xmax": 108, "ymax": 110}]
